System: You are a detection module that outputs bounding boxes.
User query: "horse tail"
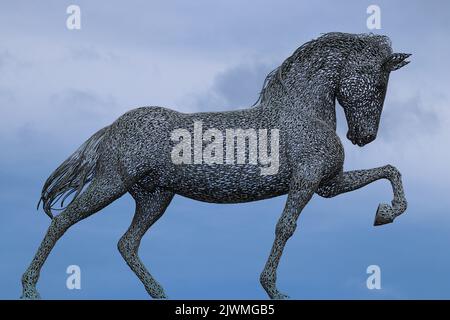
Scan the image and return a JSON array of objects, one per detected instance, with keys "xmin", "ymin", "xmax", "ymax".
[{"xmin": 38, "ymin": 126, "xmax": 110, "ymax": 219}]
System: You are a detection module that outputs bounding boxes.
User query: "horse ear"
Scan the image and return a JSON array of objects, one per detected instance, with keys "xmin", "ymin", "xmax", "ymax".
[{"xmin": 383, "ymin": 53, "xmax": 411, "ymax": 71}]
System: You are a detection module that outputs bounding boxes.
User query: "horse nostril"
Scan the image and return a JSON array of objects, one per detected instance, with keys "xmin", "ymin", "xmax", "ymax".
[
  {"xmin": 346, "ymin": 131, "xmax": 354, "ymax": 141},
  {"xmin": 347, "ymin": 131, "xmax": 358, "ymax": 145},
  {"xmin": 356, "ymin": 134, "xmax": 376, "ymax": 146},
  {"xmin": 366, "ymin": 134, "xmax": 376, "ymax": 143}
]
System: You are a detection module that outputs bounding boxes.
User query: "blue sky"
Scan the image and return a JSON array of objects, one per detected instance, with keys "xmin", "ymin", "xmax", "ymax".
[{"xmin": 1, "ymin": 0, "xmax": 450, "ymax": 299}]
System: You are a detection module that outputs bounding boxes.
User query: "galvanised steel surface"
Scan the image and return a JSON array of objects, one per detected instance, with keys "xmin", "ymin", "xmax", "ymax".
[{"xmin": 22, "ymin": 32, "xmax": 410, "ymax": 299}]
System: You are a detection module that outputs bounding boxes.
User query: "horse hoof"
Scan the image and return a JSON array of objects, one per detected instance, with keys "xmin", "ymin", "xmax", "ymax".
[
  {"xmin": 269, "ymin": 290, "xmax": 290, "ymax": 300},
  {"xmin": 21, "ymin": 286, "xmax": 41, "ymax": 300},
  {"xmin": 273, "ymin": 292, "xmax": 290, "ymax": 300},
  {"xmin": 374, "ymin": 203, "xmax": 395, "ymax": 226}
]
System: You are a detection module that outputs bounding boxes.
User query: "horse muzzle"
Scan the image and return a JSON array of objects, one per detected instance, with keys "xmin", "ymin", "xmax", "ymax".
[{"xmin": 346, "ymin": 131, "xmax": 376, "ymax": 147}]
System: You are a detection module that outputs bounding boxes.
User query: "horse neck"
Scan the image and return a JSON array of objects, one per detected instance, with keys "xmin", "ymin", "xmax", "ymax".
[
  {"xmin": 260, "ymin": 50, "xmax": 347, "ymax": 131},
  {"xmin": 290, "ymin": 70, "xmax": 339, "ymax": 129}
]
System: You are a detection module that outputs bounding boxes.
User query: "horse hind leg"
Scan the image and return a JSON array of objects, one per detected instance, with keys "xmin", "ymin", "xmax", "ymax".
[
  {"xmin": 117, "ymin": 185, "xmax": 174, "ymax": 299},
  {"xmin": 21, "ymin": 173, "xmax": 126, "ymax": 299}
]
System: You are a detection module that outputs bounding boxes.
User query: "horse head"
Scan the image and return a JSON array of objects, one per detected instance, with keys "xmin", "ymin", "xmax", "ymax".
[{"xmin": 337, "ymin": 36, "xmax": 411, "ymax": 146}]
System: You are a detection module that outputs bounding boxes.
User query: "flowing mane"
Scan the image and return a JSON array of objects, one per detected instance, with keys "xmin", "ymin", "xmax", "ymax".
[{"xmin": 253, "ymin": 32, "xmax": 392, "ymax": 106}]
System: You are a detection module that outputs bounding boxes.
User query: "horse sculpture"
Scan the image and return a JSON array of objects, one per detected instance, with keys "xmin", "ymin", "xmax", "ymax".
[{"xmin": 22, "ymin": 32, "xmax": 410, "ymax": 299}]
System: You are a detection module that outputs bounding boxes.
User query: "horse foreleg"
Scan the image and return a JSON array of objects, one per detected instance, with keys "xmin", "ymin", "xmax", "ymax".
[
  {"xmin": 118, "ymin": 186, "xmax": 173, "ymax": 299},
  {"xmin": 316, "ymin": 165, "xmax": 407, "ymax": 226},
  {"xmin": 260, "ymin": 178, "xmax": 318, "ymax": 299}
]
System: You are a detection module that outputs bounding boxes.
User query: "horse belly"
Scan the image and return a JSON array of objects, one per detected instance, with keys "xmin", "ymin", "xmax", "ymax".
[{"xmin": 160, "ymin": 164, "xmax": 291, "ymax": 203}]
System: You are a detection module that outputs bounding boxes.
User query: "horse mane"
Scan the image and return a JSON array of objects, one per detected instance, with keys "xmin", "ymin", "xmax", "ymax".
[{"xmin": 253, "ymin": 32, "xmax": 392, "ymax": 106}]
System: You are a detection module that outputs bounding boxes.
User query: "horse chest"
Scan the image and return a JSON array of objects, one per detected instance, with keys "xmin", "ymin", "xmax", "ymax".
[
  {"xmin": 318, "ymin": 133, "xmax": 345, "ymax": 181},
  {"xmin": 283, "ymin": 123, "xmax": 345, "ymax": 183}
]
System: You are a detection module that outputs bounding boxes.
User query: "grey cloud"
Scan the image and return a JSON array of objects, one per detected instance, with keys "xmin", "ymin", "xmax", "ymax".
[
  {"xmin": 0, "ymin": 48, "xmax": 29, "ymax": 71},
  {"xmin": 0, "ymin": 49, "xmax": 13, "ymax": 70},
  {"xmin": 66, "ymin": 45, "xmax": 121, "ymax": 62},
  {"xmin": 49, "ymin": 89, "xmax": 118, "ymax": 121},
  {"xmin": 379, "ymin": 95, "xmax": 440, "ymax": 142},
  {"xmin": 0, "ymin": 87, "xmax": 16, "ymax": 105},
  {"xmin": 189, "ymin": 62, "xmax": 274, "ymax": 112},
  {"xmin": 68, "ymin": 45, "xmax": 103, "ymax": 61}
]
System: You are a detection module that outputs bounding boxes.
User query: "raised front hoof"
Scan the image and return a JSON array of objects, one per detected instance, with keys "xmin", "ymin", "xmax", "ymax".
[
  {"xmin": 374, "ymin": 203, "xmax": 395, "ymax": 226},
  {"xmin": 20, "ymin": 287, "xmax": 41, "ymax": 300}
]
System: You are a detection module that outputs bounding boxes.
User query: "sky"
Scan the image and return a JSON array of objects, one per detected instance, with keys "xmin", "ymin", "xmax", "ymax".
[{"xmin": 0, "ymin": 0, "xmax": 450, "ymax": 299}]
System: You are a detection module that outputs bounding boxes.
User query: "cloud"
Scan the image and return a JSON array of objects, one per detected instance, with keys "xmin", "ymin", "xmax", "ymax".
[
  {"xmin": 186, "ymin": 61, "xmax": 274, "ymax": 112},
  {"xmin": 0, "ymin": 49, "xmax": 13, "ymax": 70},
  {"xmin": 63, "ymin": 43, "xmax": 122, "ymax": 63},
  {"xmin": 380, "ymin": 95, "xmax": 440, "ymax": 142},
  {"xmin": 0, "ymin": 87, "xmax": 16, "ymax": 105},
  {"xmin": 48, "ymin": 88, "xmax": 118, "ymax": 123}
]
